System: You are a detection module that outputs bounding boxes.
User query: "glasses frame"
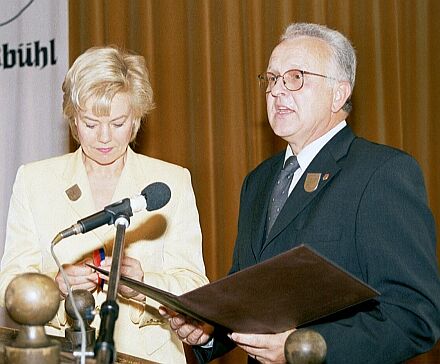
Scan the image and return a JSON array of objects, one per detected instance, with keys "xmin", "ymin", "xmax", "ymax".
[{"xmin": 258, "ymin": 69, "xmax": 336, "ymax": 93}]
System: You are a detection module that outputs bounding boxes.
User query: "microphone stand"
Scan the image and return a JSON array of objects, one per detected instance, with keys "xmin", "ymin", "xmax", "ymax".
[{"xmin": 94, "ymin": 215, "xmax": 130, "ymax": 364}]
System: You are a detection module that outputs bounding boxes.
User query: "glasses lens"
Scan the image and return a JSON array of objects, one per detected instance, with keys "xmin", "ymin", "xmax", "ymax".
[{"xmin": 284, "ymin": 70, "xmax": 303, "ymax": 91}]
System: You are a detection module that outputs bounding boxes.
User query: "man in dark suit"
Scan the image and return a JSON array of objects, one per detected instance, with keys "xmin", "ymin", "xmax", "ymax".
[{"xmin": 160, "ymin": 22, "xmax": 440, "ymax": 363}]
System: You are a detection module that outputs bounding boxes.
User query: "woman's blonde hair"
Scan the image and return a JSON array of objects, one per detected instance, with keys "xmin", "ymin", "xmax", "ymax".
[{"xmin": 63, "ymin": 46, "xmax": 155, "ymax": 143}]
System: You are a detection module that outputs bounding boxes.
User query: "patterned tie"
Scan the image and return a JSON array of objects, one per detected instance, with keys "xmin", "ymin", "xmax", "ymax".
[{"xmin": 266, "ymin": 156, "xmax": 300, "ymax": 234}]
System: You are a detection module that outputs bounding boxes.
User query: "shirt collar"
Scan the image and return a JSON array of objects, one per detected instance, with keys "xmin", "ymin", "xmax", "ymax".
[{"xmin": 285, "ymin": 120, "xmax": 347, "ymax": 171}]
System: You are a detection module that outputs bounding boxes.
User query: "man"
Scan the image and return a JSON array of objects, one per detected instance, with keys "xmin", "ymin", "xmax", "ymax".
[{"xmin": 160, "ymin": 23, "xmax": 440, "ymax": 363}]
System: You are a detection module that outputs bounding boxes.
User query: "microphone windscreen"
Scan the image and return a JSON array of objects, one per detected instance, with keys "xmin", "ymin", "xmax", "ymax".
[{"xmin": 142, "ymin": 182, "xmax": 171, "ymax": 211}]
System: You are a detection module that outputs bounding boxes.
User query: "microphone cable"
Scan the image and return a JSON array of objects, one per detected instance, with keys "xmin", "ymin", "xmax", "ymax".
[{"xmin": 51, "ymin": 234, "xmax": 92, "ymax": 364}]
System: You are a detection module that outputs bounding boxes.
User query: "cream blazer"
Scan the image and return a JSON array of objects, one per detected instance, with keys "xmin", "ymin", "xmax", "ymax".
[{"xmin": 0, "ymin": 147, "xmax": 209, "ymax": 363}]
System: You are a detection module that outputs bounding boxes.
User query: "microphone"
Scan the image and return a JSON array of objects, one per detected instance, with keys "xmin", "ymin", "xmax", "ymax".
[{"xmin": 56, "ymin": 182, "xmax": 171, "ymax": 240}]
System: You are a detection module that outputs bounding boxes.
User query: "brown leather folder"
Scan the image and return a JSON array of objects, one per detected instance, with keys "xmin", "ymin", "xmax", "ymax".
[{"xmin": 88, "ymin": 245, "xmax": 379, "ymax": 334}]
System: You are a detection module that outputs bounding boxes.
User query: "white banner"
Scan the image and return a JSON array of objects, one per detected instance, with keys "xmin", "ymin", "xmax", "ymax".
[{"xmin": 0, "ymin": 0, "xmax": 69, "ymax": 256}]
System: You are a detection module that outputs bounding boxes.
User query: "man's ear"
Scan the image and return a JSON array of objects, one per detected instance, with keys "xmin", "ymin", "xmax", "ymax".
[{"xmin": 331, "ymin": 81, "xmax": 351, "ymax": 112}]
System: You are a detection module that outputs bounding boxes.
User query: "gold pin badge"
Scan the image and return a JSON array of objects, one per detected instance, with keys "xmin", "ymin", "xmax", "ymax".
[
  {"xmin": 323, "ymin": 173, "xmax": 330, "ymax": 181},
  {"xmin": 65, "ymin": 184, "xmax": 82, "ymax": 201},
  {"xmin": 304, "ymin": 173, "xmax": 321, "ymax": 192}
]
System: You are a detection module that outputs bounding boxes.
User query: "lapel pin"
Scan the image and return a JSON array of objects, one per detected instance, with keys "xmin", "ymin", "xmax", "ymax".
[
  {"xmin": 304, "ymin": 173, "xmax": 321, "ymax": 192},
  {"xmin": 323, "ymin": 173, "xmax": 330, "ymax": 181},
  {"xmin": 65, "ymin": 184, "xmax": 82, "ymax": 201}
]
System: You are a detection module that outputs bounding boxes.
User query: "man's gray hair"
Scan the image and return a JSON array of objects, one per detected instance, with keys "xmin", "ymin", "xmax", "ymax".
[{"xmin": 281, "ymin": 23, "xmax": 356, "ymax": 113}]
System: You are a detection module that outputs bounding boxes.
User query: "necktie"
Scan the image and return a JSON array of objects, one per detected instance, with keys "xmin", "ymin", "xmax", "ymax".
[{"xmin": 266, "ymin": 156, "xmax": 300, "ymax": 234}]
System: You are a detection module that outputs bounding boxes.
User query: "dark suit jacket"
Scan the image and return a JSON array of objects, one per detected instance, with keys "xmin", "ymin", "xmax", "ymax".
[{"xmin": 194, "ymin": 126, "xmax": 440, "ymax": 363}]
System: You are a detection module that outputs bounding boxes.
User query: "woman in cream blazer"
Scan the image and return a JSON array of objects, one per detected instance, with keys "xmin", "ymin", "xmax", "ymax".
[{"xmin": 0, "ymin": 46, "xmax": 209, "ymax": 363}]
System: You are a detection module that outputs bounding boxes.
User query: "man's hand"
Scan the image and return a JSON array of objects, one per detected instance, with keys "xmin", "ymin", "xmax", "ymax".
[
  {"xmin": 159, "ymin": 306, "xmax": 213, "ymax": 346},
  {"xmin": 55, "ymin": 257, "xmax": 98, "ymax": 297},
  {"xmin": 229, "ymin": 329, "xmax": 294, "ymax": 363}
]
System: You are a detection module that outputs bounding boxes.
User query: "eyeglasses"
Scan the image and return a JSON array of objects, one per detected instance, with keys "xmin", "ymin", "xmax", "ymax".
[{"xmin": 258, "ymin": 69, "xmax": 335, "ymax": 93}]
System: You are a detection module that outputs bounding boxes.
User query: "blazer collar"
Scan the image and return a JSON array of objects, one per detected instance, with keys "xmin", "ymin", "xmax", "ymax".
[
  {"xmin": 260, "ymin": 125, "xmax": 356, "ymax": 253},
  {"xmin": 62, "ymin": 148, "xmax": 95, "ymax": 221}
]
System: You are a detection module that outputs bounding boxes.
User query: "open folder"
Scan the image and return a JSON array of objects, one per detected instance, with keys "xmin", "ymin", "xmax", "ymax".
[{"xmin": 88, "ymin": 245, "xmax": 379, "ymax": 334}]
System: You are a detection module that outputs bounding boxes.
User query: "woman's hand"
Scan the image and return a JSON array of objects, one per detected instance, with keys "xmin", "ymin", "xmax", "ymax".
[
  {"xmin": 99, "ymin": 256, "xmax": 146, "ymax": 301},
  {"xmin": 55, "ymin": 257, "xmax": 99, "ymax": 297}
]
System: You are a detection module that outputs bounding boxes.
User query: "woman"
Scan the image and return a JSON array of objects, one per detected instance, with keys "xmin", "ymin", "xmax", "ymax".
[{"xmin": 0, "ymin": 46, "xmax": 209, "ymax": 363}]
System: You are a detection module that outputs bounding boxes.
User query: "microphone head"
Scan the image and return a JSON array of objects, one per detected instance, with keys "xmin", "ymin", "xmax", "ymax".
[{"xmin": 142, "ymin": 182, "xmax": 171, "ymax": 211}]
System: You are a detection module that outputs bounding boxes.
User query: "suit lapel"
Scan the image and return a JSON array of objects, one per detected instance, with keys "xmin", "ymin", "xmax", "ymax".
[
  {"xmin": 263, "ymin": 149, "xmax": 340, "ymax": 247},
  {"xmin": 61, "ymin": 148, "xmax": 97, "ymax": 225},
  {"xmin": 250, "ymin": 155, "xmax": 284, "ymax": 259},
  {"xmin": 262, "ymin": 126, "xmax": 355, "ymax": 252}
]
